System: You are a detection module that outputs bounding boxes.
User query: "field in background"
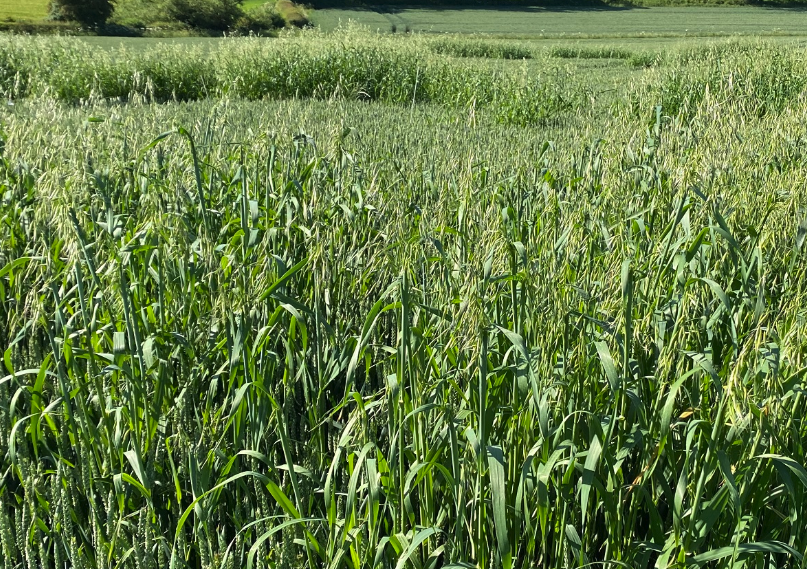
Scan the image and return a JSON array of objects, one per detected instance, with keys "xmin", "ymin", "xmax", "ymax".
[
  {"xmin": 0, "ymin": 0, "xmax": 48, "ymax": 20},
  {"xmin": 4, "ymin": 1, "xmax": 807, "ymax": 37},
  {"xmin": 311, "ymin": 5, "xmax": 807, "ymax": 36}
]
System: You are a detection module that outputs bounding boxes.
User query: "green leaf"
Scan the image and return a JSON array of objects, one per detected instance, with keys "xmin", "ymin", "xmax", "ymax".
[
  {"xmin": 124, "ymin": 448, "xmax": 151, "ymax": 492},
  {"xmin": 487, "ymin": 445, "xmax": 512, "ymax": 569},
  {"xmin": 757, "ymin": 454, "xmax": 807, "ymax": 489},
  {"xmin": 701, "ymin": 278, "xmax": 731, "ymax": 311},
  {"xmin": 246, "ymin": 518, "xmax": 323, "ymax": 569},
  {"xmin": 580, "ymin": 435, "xmax": 602, "ymax": 532},
  {"xmin": 394, "ymin": 527, "xmax": 440, "ymax": 569},
  {"xmin": 595, "ymin": 341, "xmax": 619, "ymax": 392},
  {"xmin": 258, "ymin": 257, "xmax": 309, "ymax": 302},
  {"xmin": 691, "ymin": 541, "xmax": 802, "ymax": 565}
]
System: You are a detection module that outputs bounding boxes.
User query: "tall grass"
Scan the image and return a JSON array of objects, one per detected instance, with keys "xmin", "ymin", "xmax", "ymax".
[
  {"xmin": 0, "ymin": 37, "xmax": 806, "ymax": 569},
  {"xmin": 0, "ymin": 31, "xmax": 573, "ymax": 126},
  {"xmin": 549, "ymin": 45, "xmax": 634, "ymax": 60},
  {"xmin": 429, "ymin": 37, "xmax": 533, "ymax": 60},
  {"xmin": 636, "ymin": 40, "xmax": 807, "ymax": 119}
]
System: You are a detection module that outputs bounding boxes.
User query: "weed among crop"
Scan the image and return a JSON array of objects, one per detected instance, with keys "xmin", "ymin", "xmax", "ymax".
[
  {"xmin": 429, "ymin": 37, "xmax": 533, "ymax": 60},
  {"xmin": 636, "ymin": 40, "xmax": 807, "ymax": 120},
  {"xmin": 549, "ymin": 45, "xmax": 633, "ymax": 60},
  {"xmin": 0, "ymin": 31, "xmax": 571, "ymax": 126}
]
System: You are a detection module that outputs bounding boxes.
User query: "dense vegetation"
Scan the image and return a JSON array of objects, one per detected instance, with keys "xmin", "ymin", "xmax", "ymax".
[
  {"xmin": 1, "ymin": 34, "xmax": 807, "ymax": 569},
  {"xmin": 47, "ymin": 0, "xmax": 115, "ymax": 25},
  {"xmin": 111, "ymin": 0, "xmax": 310, "ymax": 32},
  {"xmin": 0, "ymin": 0, "xmax": 306, "ymax": 34},
  {"xmin": 0, "ymin": 33, "xmax": 572, "ymax": 125}
]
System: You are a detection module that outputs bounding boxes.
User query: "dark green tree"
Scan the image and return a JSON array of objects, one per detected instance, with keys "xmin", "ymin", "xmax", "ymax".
[
  {"xmin": 48, "ymin": 0, "xmax": 115, "ymax": 25},
  {"xmin": 167, "ymin": 0, "xmax": 245, "ymax": 31}
]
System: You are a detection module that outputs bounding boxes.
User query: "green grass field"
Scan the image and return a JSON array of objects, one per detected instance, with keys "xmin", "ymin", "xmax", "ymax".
[
  {"xmin": 0, "ymin": 0, "xmax": 48, "ymax": 20},
  {"xmin": 311, "ymin": 5, "xmax": 807, "ymax": 36},
  {"xmin": 2, "ymin": 30, "xmax": 807, "ymax": 569}
]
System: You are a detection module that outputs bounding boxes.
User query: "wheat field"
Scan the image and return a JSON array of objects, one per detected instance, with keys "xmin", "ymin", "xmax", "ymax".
[{"xmin": 0, "ymin": 32, "xmax": 806, "ymax": 569}]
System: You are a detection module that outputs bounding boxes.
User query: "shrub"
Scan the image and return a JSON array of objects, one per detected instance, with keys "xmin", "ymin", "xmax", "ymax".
[
  {"xmin": 234, "ymin": 3, "xmax": 285, "ymax": 33},
  {"xmin": 275, "ymin": 0, "xmax": 308, "ymax": 28},
  {"xmin": 167, "ymin": 0, "xmax": 244, "ymax": 31},
  {"xmin": 47, "ymin": 0, "xmax": 114, "ymax": 25},
  {"xmin": 107, "ymin": 0, "xmax": 173, "ymax": 28}
]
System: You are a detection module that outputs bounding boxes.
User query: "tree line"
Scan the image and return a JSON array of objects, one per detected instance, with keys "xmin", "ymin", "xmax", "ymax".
[{"xmin": 48, "ymin": 0, "xmax": 267, "ymax": 30}]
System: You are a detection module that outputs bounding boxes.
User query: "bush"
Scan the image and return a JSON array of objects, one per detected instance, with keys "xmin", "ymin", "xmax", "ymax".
[
  {"xmin": 275, "ymin": 0, "xmax": 309, "ymax": 28},
  {"xmin": 167, "ymin": 0, "xmax": 244, "ymax": 31},
  {"xmin": 107, "ymin": 0, "xmax": 173, "ymax": 28},
  {"xmin": 48, "ymin": 0, "xmax": 114, "ymax": 25},
  {"xmin": 98, "ymin": 23, "xmax": 144, "ymax": 36},
  {"xmin": 234, "ymin": 3, "xmax": 285, "ymax": 33}
]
